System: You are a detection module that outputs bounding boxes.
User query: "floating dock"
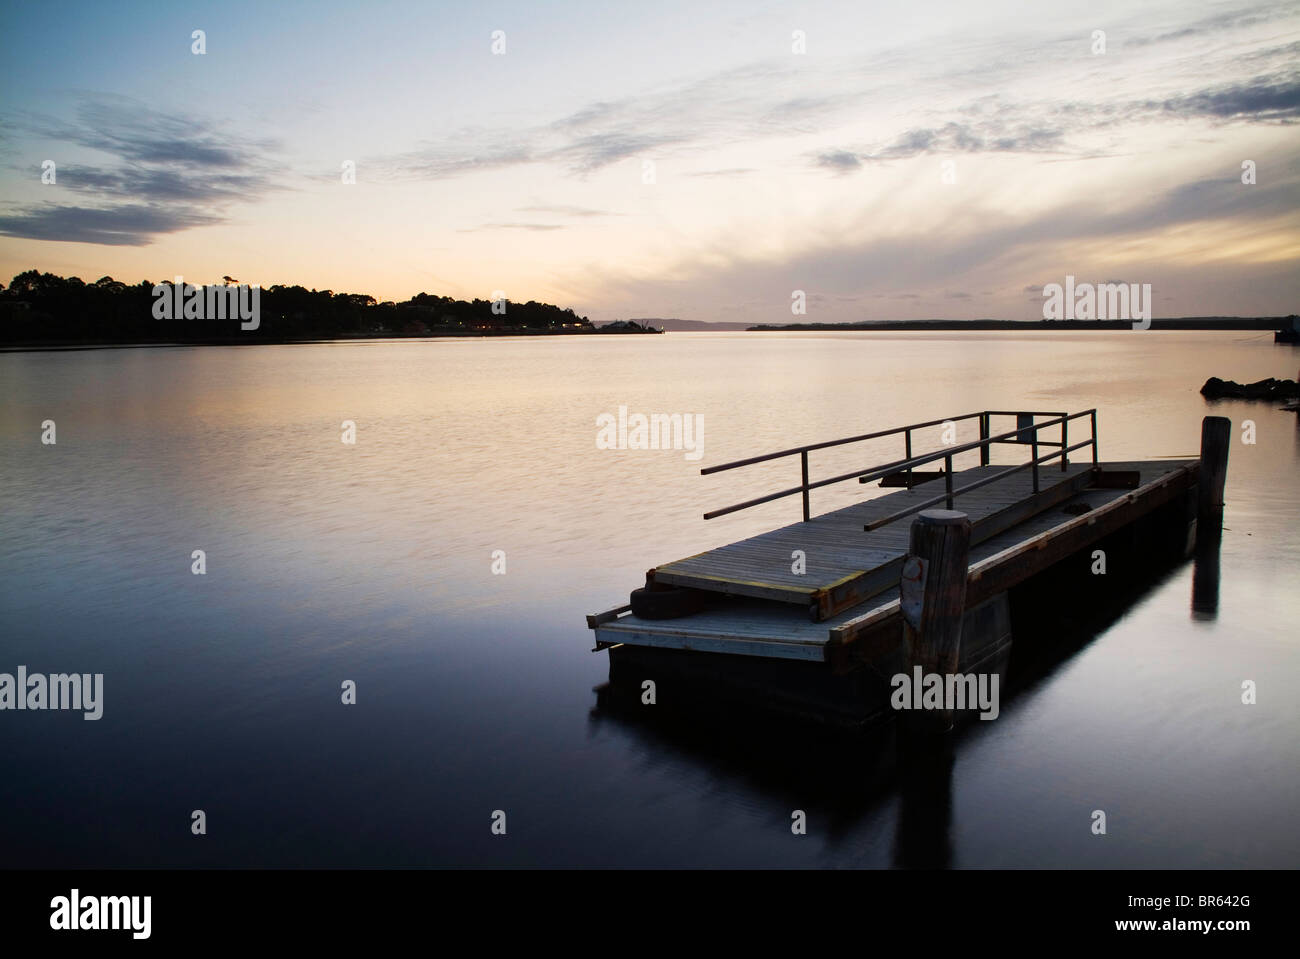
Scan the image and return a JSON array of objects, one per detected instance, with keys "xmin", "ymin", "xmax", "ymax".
[{"xmin": 586, "ymin": 410, "xmax": 1228, "ymax": 727}]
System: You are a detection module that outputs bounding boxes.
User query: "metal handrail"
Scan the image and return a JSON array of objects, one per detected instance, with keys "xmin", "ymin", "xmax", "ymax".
[
  {"xmin": 863, "ymin": 436, "xmax": 1098, "ymax": 531},
  {"xmin": 700, "ymin": 411, "xmax": 985, "ymax": 474},
  {"xmin": 700, "ymin": 409, "xmax": 1098, "ymax": 521}
]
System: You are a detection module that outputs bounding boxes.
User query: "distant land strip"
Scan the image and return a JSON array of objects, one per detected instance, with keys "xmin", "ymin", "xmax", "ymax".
[
  {"xmin": 0, "ymin": 270, "xmax": 660, "ymax": 350},
  {"xmin": 748, "ymin": 317, "xmax": 1298, "ymax": 331}
]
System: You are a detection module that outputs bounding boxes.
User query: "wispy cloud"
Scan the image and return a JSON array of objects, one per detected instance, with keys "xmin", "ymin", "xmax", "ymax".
[
  {"xmin": 457, "ymin": 222, "xmax": 566, "ymax": 233},
  {"xmin": 381, "ymin": 23, "xmax": 1299, "ymax": 192},
  {"xmin": 860, "ymin": 121, "xmax": 1066, "ymax": 161},
  {"xmin": 810, "ymin": 69, "xmax": 1297, "ymax": 171},
  {"xmin": 589, "ymin": 158, "xmax": 1300, "ymax": 317},
  {"xmin": 515, "ymin": 205, "xmax": 622, "ymax": 217},
  {"xmin": 812, "ymin": 151, "xmax": 862, "ymax": 173},
  {"xmin": 0, "ymin": 203, "xmax": 221, "ymax": 246},
  {"xmin": 0, "ymin": 95, "xmax": 281, "ymax": 245},
  {"xmin": 1159, "ymin": 74, "xmax": 1300, "ymax": 119},
  {"xmin": 686, "ymin": 168, "xmax": 757, "ymax": 178},
  {"xmin": 45, "ymin": 164, "xmax": 269, "ymax": 204}
]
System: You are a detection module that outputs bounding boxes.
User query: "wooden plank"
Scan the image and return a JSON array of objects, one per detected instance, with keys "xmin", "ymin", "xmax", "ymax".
[
  {"xmin": 594, "ymin": 626, "xmax": 827, "ymax": 661},
  {"xmin": 965, "ymin": 465, "xmax": 1098, "ymax": 548},
  {"xmin": 647, "ymin": 569, "xmax": 816, "ymax": 605},
  {"xmin": 595, "ymin": 596, "xmax": 839, "ymax": 642},
  {"xmin": 586, "ymin": 604, "xmax": 631, "ymax": 629},
  {"xmin": 655, "ymin": 462, "xmax": 1096, "ymax": 619},
  {"xmin": 813, "ymin": 555, "xmax": 907, "ymax": 621}
]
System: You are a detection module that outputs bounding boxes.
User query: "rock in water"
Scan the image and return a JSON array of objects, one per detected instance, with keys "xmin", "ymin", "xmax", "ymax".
[{"xmin": 1200, "ymin": 376, "xmax": 1300, "ymax": 400}]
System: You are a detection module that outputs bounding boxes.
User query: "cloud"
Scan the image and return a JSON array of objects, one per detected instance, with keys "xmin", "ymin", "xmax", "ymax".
[
  {"xmin": 457, "ymin": 222, "xmax": 565, "ymax": 233},
  {"xmin": 375, "ymin": 9, "xmax": 1300, "ymax": 189},
  {"xmin": 551, "ymin": 132, "xmax": 689, "ymax": 174},
  {"xmin": 27, "ymin": 97, "xmax": 267, "ymax": 169},
  {"xmin": 854, "ymin": 120, "xmax": 1065, "ymax": 161},
  {"xmin": 590, "ymin": 155, "xmax": 1300, "ymax": 315},
  {"xmin": 686, "ymin": 167, "xmax": 757, "ymax": 178},
  {"xmin": 388, "ymin": 142, "xmax": 533, "ymax": 179},
  {"xmin": 47, "ymin": 164, "xmax": 269, "ymax": 205},
  {"xmin": 817, "ymin": 70, "xmax": 1299, "ymax": 169},
  {"xmin": 0, "ymin": 95, "xmax": 281, "ymax": 245},
  {"xmin": 1160, "ymin": 75, "xmax": 1300, "ymax": 119},
  {"xmin": 813, "ymin": 150, "xmax": 862, "ymax": 172},
  {"xmin": 381, "ymin": 60, "xmax": 822, "ymax": 181},
  {"xmin": 0, "ymin": 203, "xmax": 221, "ymax": 245},
  {"xmin": 1126, "ymin": 4, "xmax": 1289, "ymax": 48},
  {"xmin": 515, "ymin": 205, "xmax": 621, "ymax": 217}
]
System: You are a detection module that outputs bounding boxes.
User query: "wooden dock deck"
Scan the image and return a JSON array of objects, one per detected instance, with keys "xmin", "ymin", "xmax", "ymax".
[
  {"xmin": 652, "ymin": 461, "xmax": 1099, "ymax": 620},
  {"xmin": 590, "ymin": 458, "xmax": 1198, "ymax": 664}
]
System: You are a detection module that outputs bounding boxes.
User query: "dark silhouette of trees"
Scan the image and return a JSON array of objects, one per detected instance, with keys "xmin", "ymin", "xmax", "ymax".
[{"xmin": 0, "ymin": 270, "xmax": 638, "ymax": 346}]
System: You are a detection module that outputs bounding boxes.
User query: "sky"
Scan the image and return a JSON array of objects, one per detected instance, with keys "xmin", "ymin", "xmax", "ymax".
[{"xmin": 0, "ymin": 0, "xmax": 1297, "ymax": 323}]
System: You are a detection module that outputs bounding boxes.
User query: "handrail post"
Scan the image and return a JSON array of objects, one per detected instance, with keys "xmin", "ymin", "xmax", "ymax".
[
  {"xmin": 944, "ymin": 454, "xmax": 954, "ymax": 508},
  {"xmin": 979, "ymin": 413, "xmax": 990, "ymax": 466},
  {"xmin": 904, "ymin": 429, "xmax": 913, "ymax": 488},
  {"xmin": 801, "ymin": 450, "xmax": 810, "ymax": 521},
  {"xmin": 1061, "ymin": 417, "xmax": 1069, "ymax": 471},
  {"xmin": 1090, "ymin": 410, "xmax": 1098, "ymax": 463},
  {"xmin": 1031, "ymin": 435, "xmax": 1040, "ymax": 493}
]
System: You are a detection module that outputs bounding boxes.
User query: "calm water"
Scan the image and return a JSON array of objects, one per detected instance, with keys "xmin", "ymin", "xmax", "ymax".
[{"xmin": 1, "ymin": 331, "xmax": 1297, "ymax": 867}]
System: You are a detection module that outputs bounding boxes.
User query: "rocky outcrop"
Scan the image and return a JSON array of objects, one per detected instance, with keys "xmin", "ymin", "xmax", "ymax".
[{"xmin": 1200, "ymin": 376, "xmax": 1299, "ymax": 400}]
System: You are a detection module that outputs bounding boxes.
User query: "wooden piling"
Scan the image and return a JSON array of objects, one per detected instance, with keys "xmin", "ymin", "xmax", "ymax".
[
  {"xmin": 1196, "ymin": 416, "xmax": 1230, "ymax": 534},
  {"xmin": 900, "ymin": 509, "xmax": 972, "ymax": 733}
]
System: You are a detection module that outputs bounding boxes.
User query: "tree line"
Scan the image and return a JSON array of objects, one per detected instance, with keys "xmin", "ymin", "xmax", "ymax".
[{"xmin": 0, "ymin": 270, "xmax": 608, "ymax": 345}]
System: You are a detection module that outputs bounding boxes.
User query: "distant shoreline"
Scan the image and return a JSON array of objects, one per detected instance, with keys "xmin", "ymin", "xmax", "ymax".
[
  {"xmin": 748, "ymin": 317, "xmax": 1297, "ymax": 332},
  {"xmin": 4, "ymin": 316, "xmax": 1295, "ymax": 353},
  {"xmin": 0, "ymin": 327, "xmax": 660, "ymax": 354}
]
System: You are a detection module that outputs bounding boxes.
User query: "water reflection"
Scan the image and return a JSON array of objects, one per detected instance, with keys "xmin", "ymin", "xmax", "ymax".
[
  {"xmin": 590, "ymin": 504, "xmax": 1195, "ymax": 866},
  {"xmin": 894, "ymin": 730, "xmax": 954, "ymax": 868},
  {"xmin": 1191, "ymin": 518, "xmax": 1223, "ymax": 621},
  {"xmin": 590, "ymin": 679, "xmax": 899, "ymax": 839}
]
